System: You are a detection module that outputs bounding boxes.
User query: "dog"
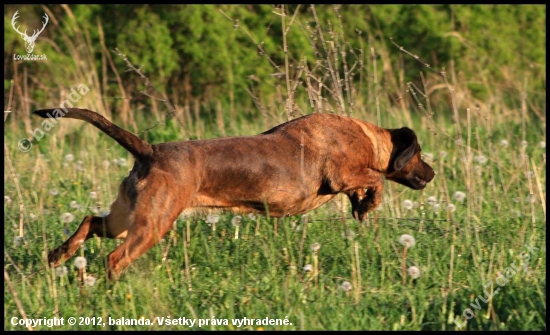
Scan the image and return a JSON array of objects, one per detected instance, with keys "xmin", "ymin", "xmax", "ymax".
[{"xmin": 33, "ymin": 108, "xmax": 434, "ymax": 279}]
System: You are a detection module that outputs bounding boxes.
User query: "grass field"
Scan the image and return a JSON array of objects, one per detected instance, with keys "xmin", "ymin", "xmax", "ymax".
[
  {"xmin": 4, "ymin": 102, "xmax": 546, "ymax": 330},
  {"xmin": 4, "ymin": 5, "xmax": 546, "ymax": 331}
]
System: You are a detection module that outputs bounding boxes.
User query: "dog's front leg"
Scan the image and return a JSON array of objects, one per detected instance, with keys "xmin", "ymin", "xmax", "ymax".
[{"xmin": 346, "ymin": 176, "xmax": 384, "ymax": 222}]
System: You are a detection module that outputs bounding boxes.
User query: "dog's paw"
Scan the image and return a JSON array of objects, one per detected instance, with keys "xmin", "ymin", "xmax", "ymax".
[{"xmin": 47, "ymin": 246, "xmax": 67, "ymax": 268}]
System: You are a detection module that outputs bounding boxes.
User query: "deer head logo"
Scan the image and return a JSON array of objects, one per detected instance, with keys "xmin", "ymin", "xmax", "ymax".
[{"xmin": 11, "ymin": 10, "xmax": 49, "ymax": 54}]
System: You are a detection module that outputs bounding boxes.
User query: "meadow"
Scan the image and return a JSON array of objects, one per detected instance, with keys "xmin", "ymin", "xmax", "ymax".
[{"xmin": 4, "ymin": 5, "xmax": 546, "ymax": 330}]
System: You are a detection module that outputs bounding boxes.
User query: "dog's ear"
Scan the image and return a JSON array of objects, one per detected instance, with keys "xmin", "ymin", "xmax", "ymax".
[{"xmin": 389, "ymin": 127, "xmax": 418, "ymax": 171}]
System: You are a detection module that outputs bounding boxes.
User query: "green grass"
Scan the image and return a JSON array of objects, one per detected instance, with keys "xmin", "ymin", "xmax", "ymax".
[{"xmin": 3, "ymin": 110, "xmax": 546, "ymax": 330}]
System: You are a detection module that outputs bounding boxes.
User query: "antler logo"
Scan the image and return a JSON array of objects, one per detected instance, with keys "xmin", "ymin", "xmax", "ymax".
[{"xmin": 11, "ymin": 10, "xmax": 49, "ymax": 54}]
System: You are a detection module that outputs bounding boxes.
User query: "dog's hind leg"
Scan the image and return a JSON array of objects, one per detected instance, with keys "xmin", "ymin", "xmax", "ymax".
[
  {"xmin": 105, "ymin": 182, "xmax": 188, "ymax": 280},
  {"xmin": 48, "ymin": 215, "xmax": 113, "ymax": 267}
]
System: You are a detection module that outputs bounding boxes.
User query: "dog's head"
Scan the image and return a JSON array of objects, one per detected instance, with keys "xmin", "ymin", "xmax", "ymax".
[{"xmin": 384, "ymin": 127, "xmax": 435, "ymax": 190}]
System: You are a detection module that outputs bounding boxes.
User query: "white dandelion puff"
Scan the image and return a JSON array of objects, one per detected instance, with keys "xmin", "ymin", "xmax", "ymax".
[
  {"xmin": 231, "ymin": 215, "xmax": 242, "ymax": 227},
  {"xmin": 74, "ymin": 256, "xmax": 87, "ymax": 269},
  {"xmin": 500, "ymin": 139, "xmax": 509, "ymax": 147},
  {"xmin": 539, "ymin": 141, "xmax": 546, "ymax": 149},
  {"xmin": 301, "ymin": 214, "xmax": 309, "ymax": 225},
  {"xmin": 206, "ymin": 214, "xmax": 219, "ymax": 224},
  {"xmin": 310, "ymin": 242, "xmax": 321, "ymax": 252},
  {"xmin": 341, "ymin": 229, "xmax": 356, "ymax": 241},
  {"xmin": 340, "ymin": 281, "xmax": 352, "ymax": 292},
  {"xmin": 402, "ymin": 199, "xmax": 414, "ymax": 210},
  {"xmin": 473, "ymin": 165, "xmax": 482, "ymax": 175},
  {"xmin": 116, "ymin": 158, "xmax": 127, "ymax": 166},
  {"xmin": 432, "ymin": 203, "xmax": 441, "ymax": 213},
  {"xmin": 89, "ymin": 191, "xmax": 98, "ymax": 199},
  {"xmin": 439, "ymin": 150, "xmax": 448, "ymax": 159},
  {"xmin": 520, "ymin": 140, "xmax": 528, "ymax": 148},
  {"xmin": 426, "ymin": 196, "xmax": 438, "ymax": 205},
  {"xmin": 49, "ymin": 188, "xmax": 59, "ymax": 196},
  {"xmin": 64, "ymin": 154, "xmax": 74, "ymax": 162},
  {"xmin": 398, "ymin": 234, "xmax": 416, "ymax": 248},
  {"xmin": 55, "ymin": 266, "xmax": 68, "ymax": 277},
  {"xmin": 447, "ymin": 204, "xmax": 457, "ymax": 212},
  {"xmin": 453, "ymin": 191, "xmax": 466, "ymax": 203},
  {"xmin": 76, "ymin": 160, "xmax": 85, "ymax": 171},
  {"xmin": 29, "ymin": 213, "xmax": 37, "ymax": 221},
  {"xmin": 70, "ymin": 201, "xmax": 79, "ymax": 209},
  {"xmin": 61, "ymin": 213, "xmax": 75, "ymax": 223},
  {"xmin": 475, "ymin": 155, "xmax": 488, "ymax": 165},
  {"xmin": 407, "ymin": 266, "xmax": 421, "ymax": 279},
  {"xmin": 14, "ymin": 236, "xmax": 25, "ymax": 246},
  {"xmin": 247, "ymin": 213, "xmax": 257, "ymax": 221},
  {"xmin": 303, "ymin": 264, "xmax": 313, "ymax": 272},
  {"xmin": 4, "ymin": 196, "xmax": 12, "ymax": 205},
  {"xmin": 84, "ymin": 275, "xmax": 97, "ymax": 287}
]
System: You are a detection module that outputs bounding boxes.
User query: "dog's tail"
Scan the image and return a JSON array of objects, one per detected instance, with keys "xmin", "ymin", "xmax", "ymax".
[{"xmin": 33, "ymin": 108, "xmax": 153, "ymax": 159}]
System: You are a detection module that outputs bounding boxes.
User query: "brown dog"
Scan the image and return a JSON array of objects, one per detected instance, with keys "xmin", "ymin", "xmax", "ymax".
[{"xmin": 34, "ymin": 108, "xmax": 434, "ymax": 279}]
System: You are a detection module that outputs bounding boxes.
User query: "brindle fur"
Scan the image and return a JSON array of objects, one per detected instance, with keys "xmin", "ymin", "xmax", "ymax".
[{"xmin": 34, "ymin": 108, "xmax": 434, "ymax": 280}]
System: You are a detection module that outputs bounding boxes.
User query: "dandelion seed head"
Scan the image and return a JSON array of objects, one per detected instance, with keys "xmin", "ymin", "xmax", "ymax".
[
  {"xmin": 14, "ymin": 236, "xmax": 25, "ymax": 246},
  {"xmin": 70, "ymin": 200, "xmax": 79, "ymax": 209},
  {"xmin": 539, "ymin": 141, "xmax": 546, "ymax": 149},
  {"xmin": 64, "ymin": 154, "xmax": 74, "ymax": 162},
  {"xmin": 341, "ymin": 229, "xmax": 356, "ymax": 241},
  {"xmin": 231, "ymin": 215, "xmax": 242, "ymax": 227},
  {"xmin": 301, "ymin": 214, "xmax": 308, "ymax": 225},
  {"xmin": 74, "ymin": 256, "xmax": 87, "ymax": 269},
  {"xmin": 520, "ymin": 140, "xmax": 528, "ymax": 148},
  {"xmin": 55, "ymin": 266, "xmax": 68, "ymax": 277},
  {"xmin": 408, "ymin": 266, "xmax": 421, "ymax": 279},
  {"xmin": 426, "ymin": 196, "xmax": 438, "ymax": 205},
  {"xmin": 310, "ymin": 242, "xmax": 321, "ymax": 252},
  {"xmin": 61, "ymin": 212, "xmax": 75, "ymax": 223},
  {"xmin": 423, "ymin": 153, "xmax": 434, "ymax": 162},
  {"xmin": 500, "ymin": 139, "xmax": 509, "ymax": 147},
  {"xmin": 475, "ymin": 155, "xmax": 488, "ymax": 165},
  {"xmin": 402, "ymin": 199, "xmax": 414, "ymax": 210},
  {"xmin": 432, "ymin": 203, "xmax": 441, "ymax": 212},
  {"xmin": 473, "ymin": 165, "xmax": 482, "ymax": 175},
  {"xmin": 84, "ymin": 275, "xmax": 97, "ymax": 286},
  {"xmin": 439, "ymin": 150, "xmax": 448, "ymax": 158},
  {"xmin": 447, "ymin": 204, "xmax": 456, "ymax": 212},
  {"xmin": 453, "ymin": 191, "xmax": 466, "ymax": 202},
  {"xmin": 29, "ymin": 213, "xmax": 37, "ymax": 221},
  {"xmin": 4, "ymin": 196, "xmax": 12, "ymax": 205},
  {"xmin": 303, "ymin": 264, "xmax": 313, "ymax": 272},
  {"xmin": 247, "ymin": 213, "xmax": 257, "ymax": 220},
  {"xmin": 340, "ymin": 281, "xmax": 352, "ymax": 292},
  {"xmin": 49, "ymin": 188, "xmax": 59, "ymax": 196},
  {"xmin": 89, "ymin": 191, "xmax": 98, "ymax": 199},
  {"xmin": 76, "ymin": 160, "xmax": 85, "ymax": 171},
  {"xmin": 398, "ymin": 234, "xmax": 416, "ymax": 248},
  {"xmin": 206, "ymin": 214, "xmax": 219, "ymax": 224},
  {"xmin": 116, "ymin": 158, "xmax": 127, "ymax": 166}
]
